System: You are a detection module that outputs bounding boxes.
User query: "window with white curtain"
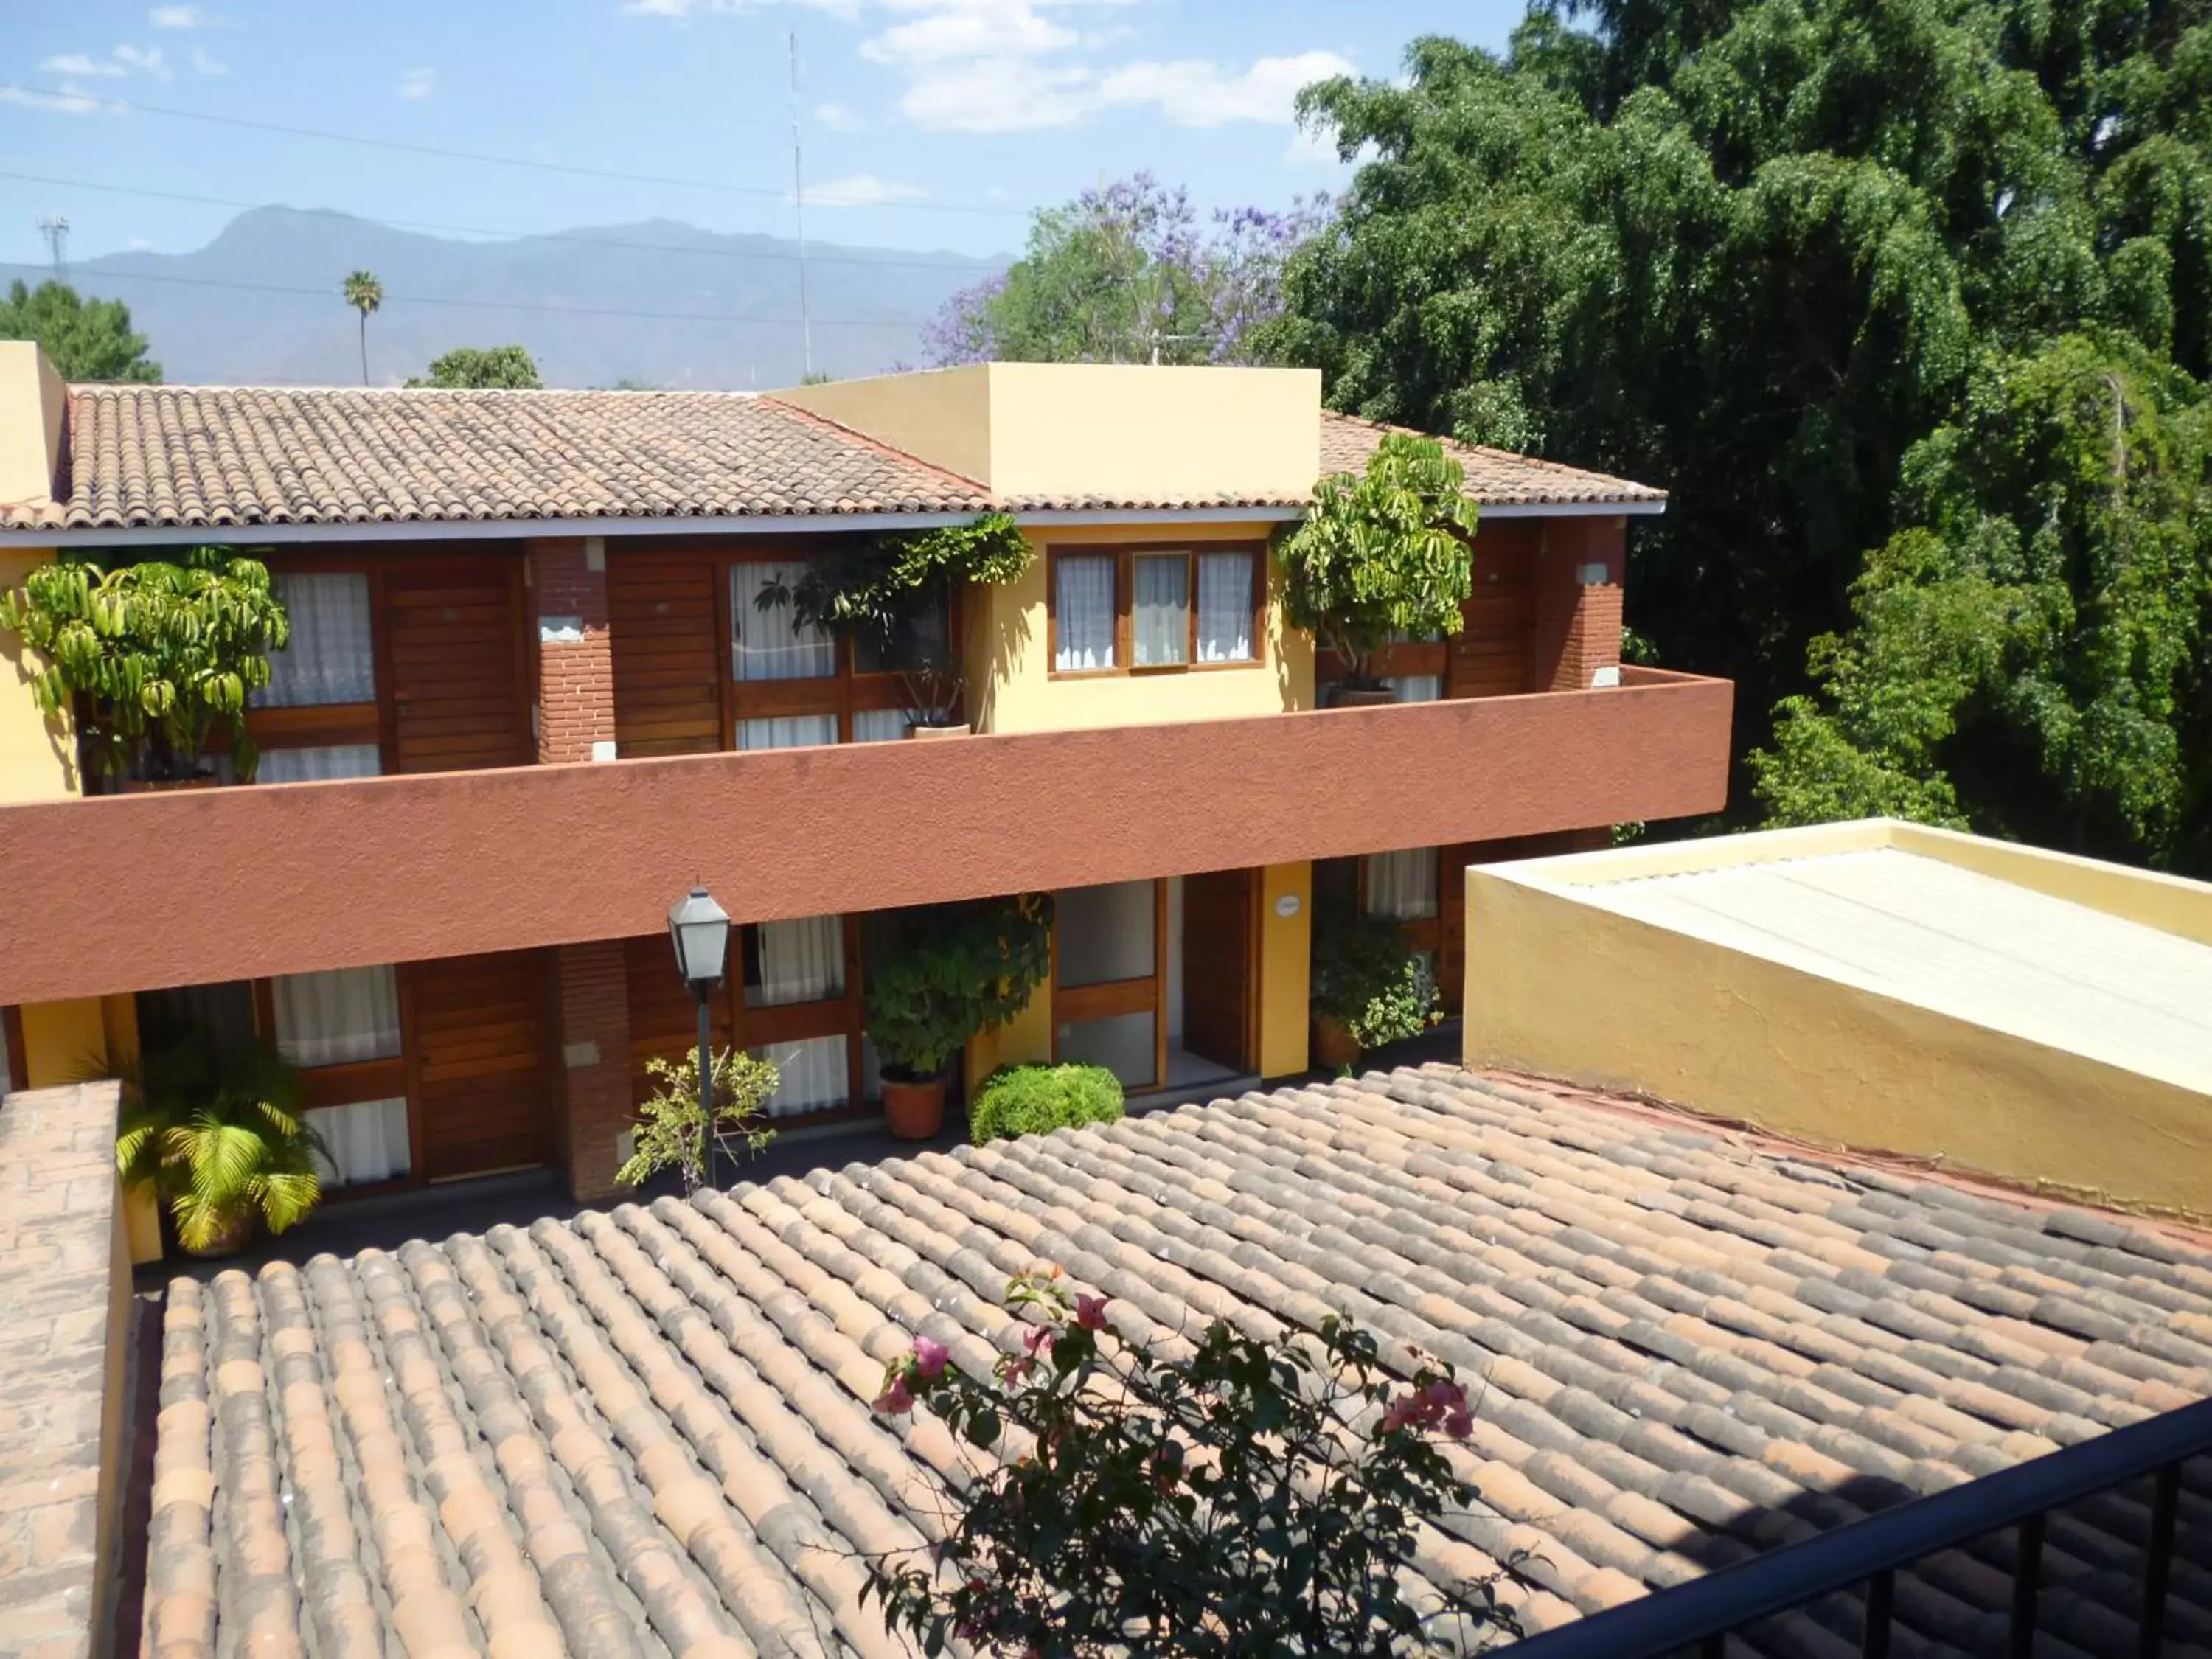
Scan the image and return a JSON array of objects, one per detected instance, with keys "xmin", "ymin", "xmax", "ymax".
[
  {"xmin": 744, "ymin": 915, "xmax": 846, "ymax": 1007},
  {"xmin": 1197, "ymin": 553, "xmax": 1256, "ymax": 663},
  {"xmin": 738, "ymin": 714, "xmax": 838, "ymax": 751},
  {"xmin": 754, "ymin": 1035, "xmax": 850, "ymax": 1117},
  {"xmin": 305, "ymin": 1099, "xmax": 411, "ymax": 1186},
  {"xmin": 271, "ymin": 964, "xmax": 403, "ymax": 1067},
  {"xmin": 257, "ymin": 743, "xmax": 383, "ymax": 785},
  {"xmin": 259, "ymin": 573, "xmax": 376, "ymax": 707},
  {"xmin": 1132, "ymin": 555, "xmax": 1189, "ymax": 667},
  {"xmin": 1382, "ymin": 675, "xmax": 1443, "ymax": 703},
  {"xmin": 1054, "ymin": 554, "xmax": 1116, "ymax": 671},
  {"xmin": 852, "ymin": 709, "xmax": 909, "ymax": 743},
  {"xmin": 731, "ymin": 563, "xmax": 835, "ymax": 681},
  {"xmin": 1363, "ymin": 849, "xmax": 1440, "ymax": 922}
]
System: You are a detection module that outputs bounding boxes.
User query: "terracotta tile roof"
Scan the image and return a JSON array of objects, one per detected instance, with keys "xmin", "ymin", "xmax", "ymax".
[
  {"xmin": 1, "ymin": 386, "xmax": 1663, "ymax": 533},
  {"xmin": 1320, "ymin": 410, "xmax": 1668, "ymax": 507},
  {"xmin": 147, "ymin": 1065, "xmax": 2212, "ymax": 1656},
  {"xmin": 4, "ymin": 385, "xmax": 992, "ymax": 532}
]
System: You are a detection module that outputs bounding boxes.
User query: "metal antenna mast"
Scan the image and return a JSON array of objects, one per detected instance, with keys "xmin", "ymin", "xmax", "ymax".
[
  {"xmin": 35, "ymin": 214, "xmax": 69, "ymax": 280},
  {"xmin": 788, "ymin": 31, "xmax": 814, "ymax": 380}
]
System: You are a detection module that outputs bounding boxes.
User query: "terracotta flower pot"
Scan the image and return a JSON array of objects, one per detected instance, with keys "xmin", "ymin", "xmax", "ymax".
[
  {"xmin": 180, "ymin": 1207, "xmax": 257, "ymax": 1260},
  {"xmin": 882, "ymin": 1071, "xmax": 948, "ymax": 1140},
  {"xmin": 1312, "ymin": 1015, "xmax": 1361, "ymax": 1071},
  {"xmin": 904, "ymin": 722, "xmax": 973, "ymax": 740},
  {"xmin": 1326, "ymin": 686, "xmax": 1397, "ymax": 709},
  {"xmin": 119, "ymin": 774, "xmax": 220, "ymax": 794}
]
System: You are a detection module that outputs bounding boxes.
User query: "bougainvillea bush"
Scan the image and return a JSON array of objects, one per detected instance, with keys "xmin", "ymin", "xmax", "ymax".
[{"xmin": 863, "ymin": 1270, "xmax": 1512, "ymax": 1657}]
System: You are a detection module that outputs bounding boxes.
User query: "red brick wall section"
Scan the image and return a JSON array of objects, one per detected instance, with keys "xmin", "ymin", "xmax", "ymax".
[
  {"xmin": 1530, "ymin": 518, "xmax": 1626, "ymax": 693},
  {"xmin": 532, "ymin": 539, "xmax": 616, "ymax": 765},
  {"xmin": 554, "ymin": 940, "xmax": 634, "ymax": 1202}
]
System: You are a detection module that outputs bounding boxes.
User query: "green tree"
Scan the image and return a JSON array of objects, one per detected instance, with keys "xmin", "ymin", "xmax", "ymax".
[
  {"xmin": 342, "ymin": 269, "xmax": 382, "ymax": 386},
  {"xmin": 0, "ymin": 280, "xmax": 159, "ymax": 382},
  {"xmin": 1268, "ymin": 1, "xmax": 2212, "ymax": 869},
  {"xmin": 406, "ymin": 344, "xmax": 544, "ymax": 389}
]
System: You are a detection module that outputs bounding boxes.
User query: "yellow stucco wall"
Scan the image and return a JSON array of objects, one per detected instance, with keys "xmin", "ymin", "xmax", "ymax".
[
  {"xmin": 965, "ymin": 979, "xmax": 1055, "ymax": 1095},
  {"xmin": 777, "ymin": 363, "xmax": 1323, "ymax": 504},
  {"xmin": 18, "ymin": 998, "xmax": 111, "ymax": 1088},
  {"xmin": 1258, "ymin": 861, "xmax": 1313, "ymax": 1079},
  {"xmin": 964, "ymin": 525, "xmax": 1314, "ymax": 735},
  {"xmin": 0, "ymin": 343, "xmax": 66, "ymax": 512},
  {"xmin": 0, "ymin": 549, "xmax": 79, "ymax": 803},
  {"xmin": 1463, "ymin": 835, "xmax": 2212, "ymax": 1222}
]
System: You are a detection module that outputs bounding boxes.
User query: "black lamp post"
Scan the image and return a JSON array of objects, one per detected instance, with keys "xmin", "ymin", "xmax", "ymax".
[{"xmin": 667, "ymin": 884, "xmax": 732, "ymax": 1189}]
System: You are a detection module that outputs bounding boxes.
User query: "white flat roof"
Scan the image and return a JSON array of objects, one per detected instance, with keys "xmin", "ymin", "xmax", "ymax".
[{"xmin": 1571, "ymin": 845, "xmax": 2212, "ymax": 1092}]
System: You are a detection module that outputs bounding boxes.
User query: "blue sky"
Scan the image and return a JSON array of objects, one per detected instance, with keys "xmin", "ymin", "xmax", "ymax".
[{"xmin": 0, "ymin": 1, "xmax": 1524, "ymax": 271}]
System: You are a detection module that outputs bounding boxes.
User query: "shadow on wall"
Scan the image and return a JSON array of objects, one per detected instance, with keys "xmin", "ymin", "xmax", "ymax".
[
  {"xmin": 0, "ymin": 593, "xmax": 77, "ymax": 800},
  {"xmin": 972, "ymin": 582, "xmax": 1034, "ymax": 735}
]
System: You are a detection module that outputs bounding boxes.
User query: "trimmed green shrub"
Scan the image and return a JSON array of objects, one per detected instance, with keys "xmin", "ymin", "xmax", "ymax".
[{"xmin": 970, "ymin": 1063, "xmax": 1124, "ymax": 1146}]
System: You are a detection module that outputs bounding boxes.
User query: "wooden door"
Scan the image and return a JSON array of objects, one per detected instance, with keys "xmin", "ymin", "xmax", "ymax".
[
  {"xmin": 611, "ymin": 554, "xmax": 725, "ymax": 757},
  {"xmin": 410, "ymin": 951, "xmax": 554, "ymax": 1180},
  {"xmin": 384, "ymin": 563, "xmax": 532, "ymax": 773},
  {"xmin": 1447, "ymin": 523, "xmax": 1539, "ymax": 698},
  {"xmin": 623, "ymin": 933, "xmax": 733, "ymax": 1099},
  {"xmin": 1182, "ymin": 869, "xmax": 1256, "ymax": 1073}
]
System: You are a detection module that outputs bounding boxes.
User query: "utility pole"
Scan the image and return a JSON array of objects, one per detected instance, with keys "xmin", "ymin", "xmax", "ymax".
[
  {"xmin": 35, "ymin": 215, "xmax": 69, "ymax": 282},
  {"xmin": 788, "ymin": 30, "xmax": 814, "ymax": 381}
]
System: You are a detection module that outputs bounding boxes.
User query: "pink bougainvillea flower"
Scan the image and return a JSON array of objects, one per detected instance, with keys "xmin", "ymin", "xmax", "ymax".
[
  {"xmin": 1444, "ymin": 1408, "xmax": 1474, "ymax": 1439},
  {"xmin": 1023, "ymin": 1324, "xmax": 1057, "ymax": 1357},
  {"xmin": 1074, "ymin": 1294, "xmax": 1109, "ymax": 1330},
  {"xmin": 912, "ymin": 1335, "xmax": 950, "ymax": 1379},
  {"xmin": 872, "ymin": 1374, "xmax": 914, "ymax": 1416}
]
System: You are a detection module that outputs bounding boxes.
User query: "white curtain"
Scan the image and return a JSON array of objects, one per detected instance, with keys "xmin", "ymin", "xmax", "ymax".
[
  {"xmin": 306, "ymin": 1097, "xmax": 410, "ymax": 1186},
  {"xmin": 257, "ymin": 743, "xmax": 383, "ymax": 785},
  {"xmin": 1054, "ymin": 555, "xmax": 1116, "ymax": 670},
  {"xmin": 738, "ymin": 714, "xmax": 838, "ymax": 751},
  {"xmin": 260, "ymin": 574, "xmax": 375, "ymax": 707},
  {"xmin": 731, "ymin": 563, "xmax": 835, "ymax": 681},
  {"xmin": 1132, "ymin": 556, "xmax": 1188, "ymax": 667},
  {"xmin": 272, "ymin": 964, "xmax": 403, "ymax": 1067},
  {"xmin": 852, "ymin": 709, "xmax": 908, "ymax": 744},
  {"xmin": 749, "ymin": 914, "xmax": 844, "ymax": 1007},
  {"xmin": 1197, "ymin": 553, "xmax": 1254, "ymax": 663},
  {"xmin": 1364, "ymin": 849, "xmax": 1440, "ymax": 921},
  {"xmin": 1385, "ymin": 675, "xmax": 1443, "ymax": 703},
  {"xmin": 756, "ymin": 1035, "xmax": 849, "ymax": 1117}
]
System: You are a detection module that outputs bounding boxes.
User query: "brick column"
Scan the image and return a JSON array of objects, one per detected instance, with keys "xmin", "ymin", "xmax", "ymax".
[
  {"xmin": 554, "ymin": 940, "xmax": 633, "ymax": 1203},
  {"xmin": 532, "ymin": 538, "xmax": 616, "ymax": 764},
  {"xmin": 1529, "ymin": 517, "xmax": 1626, "ymax": 692}
]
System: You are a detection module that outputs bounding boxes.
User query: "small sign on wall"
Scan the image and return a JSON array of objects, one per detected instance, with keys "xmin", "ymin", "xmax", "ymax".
[{"xmin": 1274, "ymin": 893, "xmax": 1302, "ymax": 919}]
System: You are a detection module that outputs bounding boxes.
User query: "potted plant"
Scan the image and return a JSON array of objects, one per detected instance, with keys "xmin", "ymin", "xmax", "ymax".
[
  {"xmin": 113, "ymin": 1043, "xmax": 324, "ymax": 1257},
  {"xmin": 0, "ymin": 545, "xmax": 289, "ymax": 787},
  {"xmin": 1310, "ymin": 916, "xmax": 1445, "ymax": 1071},
  {"xmin": 866, "ymin": 894, "xmax": 1054, "ymax": 1138},
  {"xmin": 1277, "ymin": 434, "xmax": 1481, "ymax": 704},
  {"xmin": 752, "ymin": 512, "xmax": 1031, "ymax": 737}
]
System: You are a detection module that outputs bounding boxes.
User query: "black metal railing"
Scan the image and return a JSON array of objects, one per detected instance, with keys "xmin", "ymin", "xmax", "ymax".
[{"xmin": 1498, "ymin": 1395, "xmax": 2212, "ymax": 1659}]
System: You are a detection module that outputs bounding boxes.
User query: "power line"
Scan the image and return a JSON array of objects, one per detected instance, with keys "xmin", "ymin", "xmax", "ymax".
[
  {"xmin": 0, "ymin": 259, "xmax": 920, "ymax": 330},
  {"xmin": 0, "ymin": 168, "xmax": 1011, "ymax": 276},
  {"xmin": 0, "ymin": 83, "xmax": 1032, "ymax": 220}
]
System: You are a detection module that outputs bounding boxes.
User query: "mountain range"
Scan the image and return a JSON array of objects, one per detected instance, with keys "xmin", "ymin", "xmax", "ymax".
[{"xmin": 49, "ymin": 206, "xmax": 1008, "ymax": 389}]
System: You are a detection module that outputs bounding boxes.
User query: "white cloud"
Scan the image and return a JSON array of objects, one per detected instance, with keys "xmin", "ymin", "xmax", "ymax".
[
  {"xmin": 803, "ymin": 172, "xmax": 929, "ymax": 206},
  {"xmin": 114, "ymin": 44, "xmax": 173, "ymax": 78},
  {"xmin": 862, "ymin": 6, "xmax": 1077, "ymax": 65},
  {"xmin": 1096, "ymin": 51, "xmax": 1351, "ymax": 128},
  {"xmin": 150, "ymin": 4, "xmax": 209, "ymax": 25},
  {"xmin": 394, "ymin": 66, "xmax": 437, "ymax": 100},
  {"xmin": 39, "ymin": 53, "xmax": 127, "ymax": 77},
  {"xmin": 813, "ymin": 100, "xmax": 867, "ymax": 131},
  {"xmin": 190, "ymin": 46, "xmax": 228, "ymax": 74},
  {"xmin": 0, "ymin": 83, "xmax": 105, "ymax": 114}
]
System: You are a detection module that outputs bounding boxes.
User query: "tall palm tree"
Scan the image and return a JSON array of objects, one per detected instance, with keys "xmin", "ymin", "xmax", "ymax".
[{"xmin": 342, "ymin": 269, "xmax": 383, "ymax": 385}]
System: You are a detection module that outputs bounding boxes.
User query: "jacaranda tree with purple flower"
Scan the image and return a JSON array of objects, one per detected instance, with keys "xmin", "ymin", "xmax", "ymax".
[
  {"xmin": 922, "ymin": 175, "xmax": 1329, "ymax": 370},
  {"xmin": 862, "ymin": 1268, "xmax": 1512, "ymax": 1656}
]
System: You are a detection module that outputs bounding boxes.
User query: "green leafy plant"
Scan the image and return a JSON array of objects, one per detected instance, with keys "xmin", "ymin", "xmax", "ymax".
[
  {"xmin": 614, "ymin": 1046, "xmax": 780, "ymax": 1194},
  {"xmin": 863, "ymin": 1269, "xmax": 1511, "ymax": 1656},
  {"xmin": 1277, "ymin": 434, "xmax": 1479, "ymax": 688},
  {"xmin": 114, "ymin": 1044, "xmax": 324, "ymax": 1254},
  {"xmin": 0, "ymin": 279, "xmax": 160, "ymax": 381},
  {"xmin": 1312, "ymin": 917, "xmax": 1444, "ymax": 1050},
  {"xmin": 406, "ymin": 344, "xmax": 543, "ymax": 389},
  {"xmin": 0, "ymin": 546, "xmax": 289, "ymax": 782},
  {"xmin": 969, "ymin": 1062, "xmax": 1124, "ymax": 1145},
  {"xmin": 865, "ymin": 894, "xmax": 1054, "ymax": 1082},
  {"xmin": 753, "ymin": 513, "xmax": 1032, "ymax": 725}
]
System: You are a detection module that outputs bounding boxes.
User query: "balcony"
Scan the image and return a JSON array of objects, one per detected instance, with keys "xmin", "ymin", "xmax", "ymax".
[{"xmin": 0, "ymin": 667, "xmax": 1730, "ymax": 1005}]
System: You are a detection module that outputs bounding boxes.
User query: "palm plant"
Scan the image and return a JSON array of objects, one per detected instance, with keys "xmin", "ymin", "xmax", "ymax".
[
  {"xmin": 342, "ymin": 269, "xmax": 383, "ymax": 385},
  {"xmin": 114, "ymin": 1043, "xmax": 325, "ymax": 1255}
]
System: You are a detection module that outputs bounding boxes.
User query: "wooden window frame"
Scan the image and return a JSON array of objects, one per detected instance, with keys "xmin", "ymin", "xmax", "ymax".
[
  {"xmin": 720, "ymin": 548, "xmax": 963, "ymax": 748},
  {"xmin": 1045, "ymin": 544, "xmax": 1268, "ymax": 681},
  {"xmin": 1049, "ymin": 878, "xmax": 1169, "ymax": 1093},
  {"xmin": 252, "ymin": 967, "xmax": 424, "ymax": 1204},
  {"xmin": 733, "ymin": 912, "xmax": 874, "ymax": 1124}
]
